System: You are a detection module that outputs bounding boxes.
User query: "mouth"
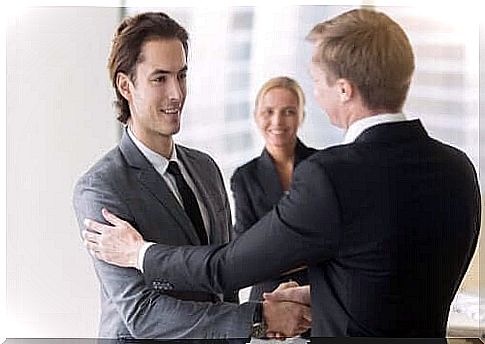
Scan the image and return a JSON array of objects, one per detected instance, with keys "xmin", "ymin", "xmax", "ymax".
[
  {"xmin": 268, "ymin": 129, "xmax": 286, "ymax": 135},
  {"xmin": 160, "ymin": 108, "xmax": 180, "ymax": 115}
]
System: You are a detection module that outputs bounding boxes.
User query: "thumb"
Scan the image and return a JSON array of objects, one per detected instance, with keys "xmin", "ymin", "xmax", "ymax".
[
  {"xmin": 263, "ymin": 290, "xmax": 289, "ymax": 302},
  {"xmin": 102, "ymin": 208, "xmax": 125, "ymax": 226},
  {"xmin": 273, "ymin": 281, "xmax": 299, "ymax": 293},
  {"xmin": 263, "ymin": 281, "xmax": 299, "ymax": 301}
]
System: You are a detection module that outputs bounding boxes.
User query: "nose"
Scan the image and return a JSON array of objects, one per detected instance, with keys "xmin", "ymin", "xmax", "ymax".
[
  {"xmin": 167, "ymin": 77, "xmax": 183, "ymax": 102},
  {"xmin": 271, "ymin": 111, "xmax": 284, "ymax": 126}
]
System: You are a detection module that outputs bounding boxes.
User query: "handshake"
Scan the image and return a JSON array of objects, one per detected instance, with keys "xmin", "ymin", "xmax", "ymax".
[{"xmin": 259, "ymin": 281, "xmax": 311, "ymax": 339}]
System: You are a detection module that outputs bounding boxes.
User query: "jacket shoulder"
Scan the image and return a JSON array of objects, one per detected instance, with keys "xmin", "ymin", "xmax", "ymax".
[
  {"xmin": 177, "ymin": 144, "xmax": 219, "ymax": 167},
  {"xmin": 74, "ymin": 146, "xmax": 126, "ymax": 190},
  {"xmin": 304, "ymin": 145, "xmax": 349, "ymax": 166},
  {"xmin": 230, "ymin": 156, "xmax": 260, "ymax": 185}
]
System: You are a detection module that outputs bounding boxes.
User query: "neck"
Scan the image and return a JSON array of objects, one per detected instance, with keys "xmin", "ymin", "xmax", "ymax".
[
  {"xmin": 129, "ymin": 122, "xmax": 173, "ymax": 159},
  {"xmin": 344, "ymin": 106, "xmax": 393, "ymax": 129},
  {"xmin": 266, "ymin": 140, "xmax": 297, "ymax": 166}
]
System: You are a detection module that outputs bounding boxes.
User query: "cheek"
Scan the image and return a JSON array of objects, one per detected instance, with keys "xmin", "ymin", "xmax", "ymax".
[
  {"xmin": 179, "ymin": 83, "xmax": 187, "ymax": 99},
  {"xmin": 255, "ymin": 116, "xmax": 268, "ymax": 131},
  {"xmin": 286, "ymin": 117, "xmax": 300, "ymax": 133}
]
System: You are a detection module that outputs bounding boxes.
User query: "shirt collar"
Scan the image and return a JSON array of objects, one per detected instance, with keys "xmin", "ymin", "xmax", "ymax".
[
  {"xmin": 343, "ymin": 113, "xmax": 407, "ymax": 144},
  {"xmin": 127, "ymin": 126, "xmax": 178, "ymax": 174}
]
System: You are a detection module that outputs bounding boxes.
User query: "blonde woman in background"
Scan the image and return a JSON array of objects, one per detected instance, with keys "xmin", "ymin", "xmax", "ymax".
[{"xmin": 230, "ymin": 76, "xmax": 316, "ymax": 303}]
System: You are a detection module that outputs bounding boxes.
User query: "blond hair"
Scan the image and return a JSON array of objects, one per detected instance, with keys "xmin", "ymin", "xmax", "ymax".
[{"xmin": 307, "ymin": 9, "xmax": 414, "ymax": 113}]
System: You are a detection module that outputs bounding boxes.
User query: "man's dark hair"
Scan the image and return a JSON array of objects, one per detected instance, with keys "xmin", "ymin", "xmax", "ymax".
[{"xmin": 107, "ymin": 12, "xmax": 189, "ymax": 124}]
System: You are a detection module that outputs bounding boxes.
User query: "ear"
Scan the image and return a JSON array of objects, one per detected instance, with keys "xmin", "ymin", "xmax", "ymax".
[
  {"xmin": 116, "ymin": 72, "xmax": 132, "ymax": 101},
  {"xmin": 336, "ymin": 78, "xmax": 353, "ymax": 103}
]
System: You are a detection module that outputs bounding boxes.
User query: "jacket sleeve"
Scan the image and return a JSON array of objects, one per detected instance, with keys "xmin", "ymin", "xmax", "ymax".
[
  {"xmin": 211, "ymin": 156, "xmax": 240, "ymax": 303},
  {"xmin": 143, "ymin": 158, "xmax": 342, "ymax": 294},
  {"xmin": 230, "ymin": 170, "xmax": 259, "ymax": 237},
  {"xmin": 73, "ymin": 173, "xmax": 256, "ymax": 339}
]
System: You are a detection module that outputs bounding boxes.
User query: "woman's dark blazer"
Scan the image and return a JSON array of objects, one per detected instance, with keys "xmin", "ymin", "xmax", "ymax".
[{"xmin": 230, "ymin": 138, "xmax": 316, "ymax": 301}]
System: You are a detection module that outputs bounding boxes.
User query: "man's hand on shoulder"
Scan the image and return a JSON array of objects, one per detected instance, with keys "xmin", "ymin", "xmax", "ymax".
[{"xmin": 83, "ymin": 208, "xmax": 144, "ymax": 268}]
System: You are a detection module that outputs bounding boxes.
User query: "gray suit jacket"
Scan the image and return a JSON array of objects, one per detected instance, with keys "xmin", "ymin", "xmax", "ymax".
[{"xmin": 73, "ymin": 129, "xmax": 256, "ymax": 339}]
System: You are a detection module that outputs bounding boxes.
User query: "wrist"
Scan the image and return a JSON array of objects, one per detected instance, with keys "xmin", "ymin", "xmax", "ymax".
[
  {"xmin": 251, "ymin": 302, "xmax": 267, "ymax": 338},
  {"xmin": 137, "ymin": 241, "xmax": 155, "ymax": 271}
]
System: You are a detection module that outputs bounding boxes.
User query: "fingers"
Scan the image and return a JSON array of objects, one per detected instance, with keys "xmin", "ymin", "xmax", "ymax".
[
  {"xmin": 84, "ymin": 218, "xmax": 112, "ymax": 234},
  {"xmin": 263, "ymin": 288, "xmax": 293, "ymax": 302},
  {"xmin": 263, "ymin": 280, "xmax": 300, "ymax": 302},
  {"xmin": 102, "ymin": 208, "xmax": 126, "ymax": 226},
  {"xmin": 303, "ymin": 312, "xmax": 312, "ymax": 323},
  {"xmin": 83, "ymin": 230, "xmax": 99, "ymax": 243},
  {"xmin": 273, "ymin": 281, "xmax": 299, "ymax": 293},
  {"xmin": 264, "ymin": 285, "xmax": 311, "ymax": 305},
  {"xmin": 263, "ymin": 299, "xmax": 312, "ymax": 338},
  {"xmin": 82, "ymin": 230, "xmax": 100, "ymax": 252},
  {"xmin": 83, "ymin": 234, "xmax": 99, "ymax": 252}
]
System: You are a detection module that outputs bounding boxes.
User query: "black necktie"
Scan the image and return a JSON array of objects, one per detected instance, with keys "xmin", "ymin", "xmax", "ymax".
[{"xmin": 166, "ymin": 161, "xmax": 208, "ymax": 245}]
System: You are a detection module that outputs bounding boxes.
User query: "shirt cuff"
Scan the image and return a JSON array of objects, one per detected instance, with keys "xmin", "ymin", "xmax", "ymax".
[{"xmin": 137, "ymin": 241, "xmax": 155, "ymax": 272}]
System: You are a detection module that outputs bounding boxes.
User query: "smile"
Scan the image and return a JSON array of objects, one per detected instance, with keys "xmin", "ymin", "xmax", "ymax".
[
  {"xmin": 160, "ymin": 108, "xmax": 180, "ymax": 115},
  {"xmin": 269, "ymin": 129, "xmax": 286, "ymax": 134}
]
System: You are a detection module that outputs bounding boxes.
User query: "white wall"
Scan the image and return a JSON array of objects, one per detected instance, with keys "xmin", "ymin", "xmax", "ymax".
[{"xmin": 7, "ymin": 6, "xmax": 121, "ymax": 337}]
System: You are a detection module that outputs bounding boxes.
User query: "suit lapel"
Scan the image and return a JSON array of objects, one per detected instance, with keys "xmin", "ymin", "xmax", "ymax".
[
  {"xmin": 119, "ymin": 129, "xmax": 200, "ymax": 245},
  {"xmin": 294, "ymin": 138, "xmax": 317, "ymax": 165},
  {"xmin": 256, "ymin": 139, "xmax": 316, "ymax": 206},
  {"xmin": 257, "ymin": 149, "xmax": 284, "ymax": 206},
  {"xmin": 177, "ymin": 146, "xmax": 216, "ymax": 243}
]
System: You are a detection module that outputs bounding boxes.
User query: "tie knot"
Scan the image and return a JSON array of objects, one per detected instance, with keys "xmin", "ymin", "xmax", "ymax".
[{"xmin": 167, "ymin": 161, "xmax": 182, "ymax": 176}]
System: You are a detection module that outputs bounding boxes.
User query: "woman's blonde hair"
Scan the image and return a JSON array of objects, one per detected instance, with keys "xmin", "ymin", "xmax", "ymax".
[{"xmin": 254, "ymin": 76, "xmax": 305, "ymax": 123}]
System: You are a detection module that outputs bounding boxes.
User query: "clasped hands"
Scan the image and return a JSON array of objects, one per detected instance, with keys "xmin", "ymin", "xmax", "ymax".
[
  {"xmin": 262, "ymin": 281, "xmax": 311, "ymax": 339},
  {"xmin": 82, "ymin": 208, "xmax": 311, "ymax": 339}
]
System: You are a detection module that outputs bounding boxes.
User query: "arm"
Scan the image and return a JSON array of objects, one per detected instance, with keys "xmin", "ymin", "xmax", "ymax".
[
  {"xmin": 210, "ymin": 156, "xmax": 239, "ymax": 303},
  {"xmin": 73, "ymin": 173, "xmax": 257, "ymax": 338},
  {"xmin": 142, "ymin": 159, "xmax": 342, "ymax": 294},
  {"xmin": 231, "ymin": 166, "xmax": 308, "ymax": 281}
]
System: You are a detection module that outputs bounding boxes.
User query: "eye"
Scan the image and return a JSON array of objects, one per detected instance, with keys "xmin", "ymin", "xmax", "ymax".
[
  {"xmin": 283, "ymin": 108, "xmax": 297, "ymax": 117},
  {"xmin": 152, "ymin": 75, "xmax": 166, "ymax": 83},
  {"xmin": 178, "ymin": 72, "xmax": 187, "ymax": 80},
  {"xmin": 263, "ymin": 109, "xmax": 273, "ymax": 116}
]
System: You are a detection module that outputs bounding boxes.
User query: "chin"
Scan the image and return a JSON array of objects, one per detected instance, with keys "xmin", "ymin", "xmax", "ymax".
[
  {"xmin": 267, "ymin": 140, "xmax": 293, "ymax": 148},
  {"xmin": 169, "ymin": 124, "xmax": 181, "ymax": 135}
]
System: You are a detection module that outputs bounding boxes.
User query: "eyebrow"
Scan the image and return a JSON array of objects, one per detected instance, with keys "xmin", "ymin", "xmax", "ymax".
[
  {"xmin": 151, "ymin": 66, "xmax": 188, "ymax": 75},
  {"xmin": 261, "ymin": 105, "xmax": 298, "ymax": 110}
]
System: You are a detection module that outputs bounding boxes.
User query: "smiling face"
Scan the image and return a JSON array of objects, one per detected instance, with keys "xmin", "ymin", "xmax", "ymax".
[
  {"xmin": 119, "ymin": 38, "xmax": 187, "ymax": 146},
  {"xmin": 255, "ymin": 87, "xmax": 301, "ymax": 150}
]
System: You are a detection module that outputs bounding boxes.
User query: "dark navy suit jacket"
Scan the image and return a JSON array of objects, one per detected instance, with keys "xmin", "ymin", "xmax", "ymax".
[{"xmin": 142, "ymin": 120, "xmax": 480, "ymax": 337}]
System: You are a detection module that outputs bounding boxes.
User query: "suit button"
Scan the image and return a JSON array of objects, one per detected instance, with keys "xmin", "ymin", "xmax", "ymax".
[
  {"xmin": 160, "ymin": 281, "xmax": 174, "ymax": 291},
  {"xmin": 152, "ymin": 280, "xmax": 162, "ymax": 290}
]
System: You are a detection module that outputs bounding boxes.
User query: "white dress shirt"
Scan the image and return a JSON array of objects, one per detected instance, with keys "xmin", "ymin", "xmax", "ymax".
[
  {"xmin": 343, "ymin": 113, "xmax": 407, "ymax": 144},
  {"xmin": 127, "ymin": 127, "xmax": 210, "ymax": 270}
]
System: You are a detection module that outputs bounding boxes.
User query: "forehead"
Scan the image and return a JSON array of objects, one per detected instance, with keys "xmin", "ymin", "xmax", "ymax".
[
  {"xmin": 261, "ymin": 87, "xmax": 298, "ymax": 105},
  {"xmin": 138, "ymin": 38, "xmax": 187, "ymax": 71}
]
